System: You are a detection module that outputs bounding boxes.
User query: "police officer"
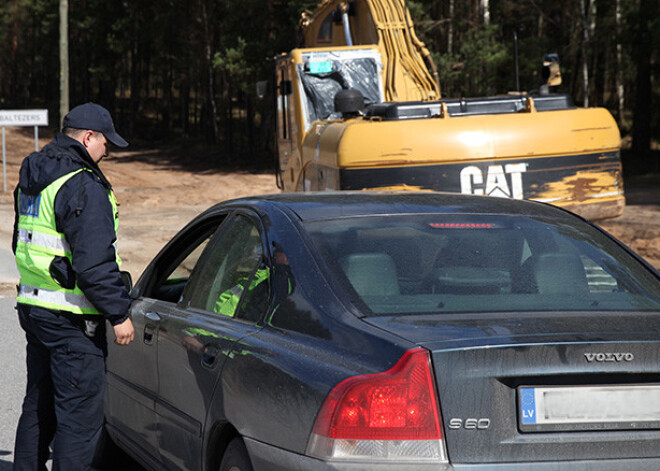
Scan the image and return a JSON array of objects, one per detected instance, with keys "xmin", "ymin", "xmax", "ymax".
[
  {"xmin": 214, "ymin": 267, "xmax": 270, "ymax": 316},
  {"xmin": 12, "ymin": 102, "xmax": 135, "ymax": 471}
]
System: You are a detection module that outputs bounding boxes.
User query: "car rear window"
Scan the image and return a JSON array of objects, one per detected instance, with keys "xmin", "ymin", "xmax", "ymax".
[{"xmin": 304, "ymin": 215, "xmax": 660, "ymax": 316}]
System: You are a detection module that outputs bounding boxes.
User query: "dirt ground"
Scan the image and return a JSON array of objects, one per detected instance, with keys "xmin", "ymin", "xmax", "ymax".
[
  {"xmin": 1, "ymin": 126, "xmax": 660, "ymax": 283},
  {"xmin": 0, "ymin": 127, "xmax": 279, "ymax": 281}
]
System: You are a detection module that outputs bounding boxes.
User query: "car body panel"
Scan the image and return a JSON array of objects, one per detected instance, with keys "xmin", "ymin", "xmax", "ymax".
[
  {"xmin": 153, "ymin": 304, "xmax": 263, "ymax": 469},
  {"xmin": 432, "ymin": 339, "xmax": 660, "ymax": 463},
  {"xmin": 362, "ymin": 312, "xmax": 660, "ymax": 348},
  {"xmin": 105, "ymin": 297, "xmax": 161, "ymax": 459},
  {"xmin": 103, "ymin": 192, "xmax": 660, "ymax": 470},
  {"xmin": 244, "ymin": 436, "xmax": 454, "ymax": 470}
]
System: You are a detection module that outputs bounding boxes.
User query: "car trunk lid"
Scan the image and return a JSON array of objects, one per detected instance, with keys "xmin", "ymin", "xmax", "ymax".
[{"xmin": 363, "ymin": 312, "xmax": 660, "ymax": 463}]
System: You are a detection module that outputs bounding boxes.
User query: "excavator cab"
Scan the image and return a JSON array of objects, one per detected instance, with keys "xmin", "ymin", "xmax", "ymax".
[
  {"xmin": 275, "ymin": 46, "xmax": 384, "ymax": 190},
  {"xmin": 278, "ymin": 46, "xmax": 383, "ymax": 132}
]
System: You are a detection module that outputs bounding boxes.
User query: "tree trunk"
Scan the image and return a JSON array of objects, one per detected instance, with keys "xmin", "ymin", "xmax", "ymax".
[
  {"xmin": 162, "ymin": 66, "xmax": 172, "ymax": 136},
  {"xmin": 59, "ymin": 0, "xmax": 69, "ymax": 124},
  {"xmin": 129, "ymin": 32, "xmax": 139, "ymax": 138},
  {"xmin": 180, "ymin": 73, "xmax": 190, "ymax": 136},
  {"xmin": 447, "ymin": 0, "xmax": 454, "ymax": 54},
  {"xmin": 201, "ymin": 0, "xmax": 219, "ymax": 144},
  {"xmin": 481, "ymin": 0, "xmax": 489, "ymax": 26},
  {"xmin": 631, "ymin": 0, "xmax": 652, "ymax": 167},
  {"xmin": 228, "ymin": 77, "xmax": 234, "ymax": 157},
  {"xmin": 579, "ymin": 0, "xmax": 592, "ymax": 108},
  {"xmin": 246, "ymin": 92, "xmax": 255, "ymax": 156},
  {"xmin": 615, "ymin": 0, "xmax": 625, "ymax": 128},
  {"xmin": 10, "ymin": 0, "xmax": 19, "ymax": 105}
]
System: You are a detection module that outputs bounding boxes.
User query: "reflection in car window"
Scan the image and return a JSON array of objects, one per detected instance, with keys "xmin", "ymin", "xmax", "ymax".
[
  {"xmin": 167, "ymin": 243, "xmax": 209, "ymax": 285},
  {"xmin": 148, "ymin": 225, "xmax": 219, "ymax": 303},
  {"xmin": 188, "ymin": 215, "xmax": 269, "ymax": 321},
  {"xmin": 305, "ymin": 215, "xmax": 660, "ymax": 315}
]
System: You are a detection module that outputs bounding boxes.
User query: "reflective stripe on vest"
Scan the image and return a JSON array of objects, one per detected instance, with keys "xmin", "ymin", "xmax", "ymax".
[
  {"xmin": 17, "ymin": 228, "xmax": 71, "ymax": 253},
  {"xmin": 18, "ymin": 284, "xmax": 97, "ymax": 312},
  {"xmin": 15, "ymin": 169, "xmax": 120, "ymax": 315}
]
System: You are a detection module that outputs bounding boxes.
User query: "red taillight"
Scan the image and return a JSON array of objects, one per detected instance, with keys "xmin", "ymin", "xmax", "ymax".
[{"xmin": 312, "ymin": 348, "xmax": 443, "ymax": 441}]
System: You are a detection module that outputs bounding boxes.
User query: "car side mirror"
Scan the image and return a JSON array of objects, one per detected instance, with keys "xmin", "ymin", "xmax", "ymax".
[{"xmin": 120, "ymin": 270, "xmax": 133, "ymax": 292}]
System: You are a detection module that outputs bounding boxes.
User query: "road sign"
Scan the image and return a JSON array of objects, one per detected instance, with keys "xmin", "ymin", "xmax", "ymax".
[
  {"xmin": 0, "ymin": 109, "xmax": 49, "ymax": 127},
  {"xmin": 1, "ymin": 109, "xmax": 49, "ymax": 192}
]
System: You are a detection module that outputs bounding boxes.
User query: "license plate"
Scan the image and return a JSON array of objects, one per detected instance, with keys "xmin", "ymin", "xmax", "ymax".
[{"xmin": 518, "ymin": 385, "xmax": 660, "ymax": 432}]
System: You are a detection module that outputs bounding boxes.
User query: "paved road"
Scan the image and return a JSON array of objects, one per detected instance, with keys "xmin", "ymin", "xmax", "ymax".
[
  {"xmin": 0, "ymin": 228, "xmax": 22, "ymax": 469},
  {"xmin": 0, "ymin": 296, "xmax": 22, "ymax": 470},
  {"xmin": 0, "ymin": 246, "xmax": 145, "ymax": 470}
]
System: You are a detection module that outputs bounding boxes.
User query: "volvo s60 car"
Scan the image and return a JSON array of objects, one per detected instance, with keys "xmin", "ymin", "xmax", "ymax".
[{"xmin": 98, "ymin": 192, "xmax": 660, "ymax": 471}]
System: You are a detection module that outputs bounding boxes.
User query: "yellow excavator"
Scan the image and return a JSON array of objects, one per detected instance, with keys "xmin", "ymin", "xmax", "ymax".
[{"xmin": 274, "ymin": 0, "xmax": 624, "ymax": 220}]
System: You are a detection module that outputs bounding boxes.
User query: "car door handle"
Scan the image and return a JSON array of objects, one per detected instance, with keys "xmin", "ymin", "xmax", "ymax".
[
  {"xmin": 143, "ymin": 312, "xmax": 161, "ymax": 344},
  {"xmin": 145, "ymin": 312, "xmax": 162, "ymax": 322},
  {"xmin": 201, "ymin": 344, "xmax": 220, "ymax": 369}
]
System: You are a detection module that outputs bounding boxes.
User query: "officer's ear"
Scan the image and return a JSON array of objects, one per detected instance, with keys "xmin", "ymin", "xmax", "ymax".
[{"xmin": 81, "ymin": 130, "xmax": 95, "ymax": 148}]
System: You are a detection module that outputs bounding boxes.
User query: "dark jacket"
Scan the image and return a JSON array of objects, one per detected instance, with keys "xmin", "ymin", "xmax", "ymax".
[{"xmin": 13, "ymin": 133, "xmax": 130, "ymax": 325}]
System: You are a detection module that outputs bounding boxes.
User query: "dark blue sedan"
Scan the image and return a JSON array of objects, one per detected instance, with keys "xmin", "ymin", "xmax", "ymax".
[{"xmin": 99, "ymin": 192, "xmax": 660, "ymax": 470}]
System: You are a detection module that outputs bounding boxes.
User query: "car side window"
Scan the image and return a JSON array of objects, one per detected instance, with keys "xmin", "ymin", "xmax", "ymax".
[
  {"xmin": 145, "ymin": 218, "xmax": 224, "ymax": 303},
  {"xmin": 188, "ymin": 214, "xmax": 269, "ymax": 322}
]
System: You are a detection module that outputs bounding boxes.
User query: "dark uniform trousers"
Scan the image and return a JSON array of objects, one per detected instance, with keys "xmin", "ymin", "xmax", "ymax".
[{"xmin": 14, "ymin": 304, "xmax": 107, "ymax": 471}]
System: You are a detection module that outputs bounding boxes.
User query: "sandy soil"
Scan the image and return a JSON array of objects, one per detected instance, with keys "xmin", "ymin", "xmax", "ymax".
[
  {"xmin": 0, "ymin": 127, "xmax": 278, "ymax": 282},
  {"xmin": 598, "ymin": 175, "xmax": 660, "ymax": 269},
  {"xmin": 1, "ymin": 126, "xmax": 659, "ymax": 285}
]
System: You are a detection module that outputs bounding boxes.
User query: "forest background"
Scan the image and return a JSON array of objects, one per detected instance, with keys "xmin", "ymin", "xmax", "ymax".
[{"xmin": 0, "ymin": 0, "xmax": 658, "ymax": 174}]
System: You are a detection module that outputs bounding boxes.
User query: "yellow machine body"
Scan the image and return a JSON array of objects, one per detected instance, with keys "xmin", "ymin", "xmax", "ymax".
[{"xmin": 274, "ymin": 1, "xmax": 624, "ymax": 220}]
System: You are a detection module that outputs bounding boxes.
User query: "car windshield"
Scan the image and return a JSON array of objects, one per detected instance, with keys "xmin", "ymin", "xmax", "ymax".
[{"xmin": 305, "ymin": 214, "xmax": 660, "ymax": 316}]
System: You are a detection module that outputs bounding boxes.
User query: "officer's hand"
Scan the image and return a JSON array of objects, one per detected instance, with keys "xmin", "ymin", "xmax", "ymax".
[{"xmin": 113, "ymin": 318, "xmax": 135, "ymax": 345}]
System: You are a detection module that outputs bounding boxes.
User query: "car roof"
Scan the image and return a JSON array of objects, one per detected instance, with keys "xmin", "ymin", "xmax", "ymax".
[{"xmin": 220, "ymin": 191, "xmax": 578, "ymax": 222}]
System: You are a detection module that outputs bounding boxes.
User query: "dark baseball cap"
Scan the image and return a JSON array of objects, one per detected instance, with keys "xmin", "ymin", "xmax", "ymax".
[{"xmin": 63, "ymin": 102, "xmax": 129, "ymax": 148}]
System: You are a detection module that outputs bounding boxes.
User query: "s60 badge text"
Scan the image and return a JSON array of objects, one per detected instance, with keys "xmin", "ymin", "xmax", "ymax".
[{"xmin": 448, "ymin": 418, "xmax": 491, "ymax": 430}]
